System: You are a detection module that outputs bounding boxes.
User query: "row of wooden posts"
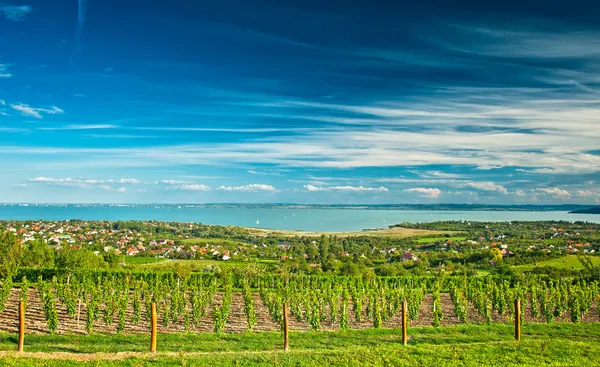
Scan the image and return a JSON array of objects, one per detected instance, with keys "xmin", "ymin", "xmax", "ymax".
[{"xmin": 15, "ymin": 299, "xmax": 523, "ymax": 353}]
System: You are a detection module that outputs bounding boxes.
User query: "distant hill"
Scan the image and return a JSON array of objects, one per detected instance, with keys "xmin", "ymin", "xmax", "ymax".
[{"xmin": 570, "ymin": 207, "xmax": 600, "ymax": 214}]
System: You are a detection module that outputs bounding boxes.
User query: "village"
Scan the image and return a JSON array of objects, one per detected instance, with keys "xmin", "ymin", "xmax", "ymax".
[{"xmin": 1, "ymin": 220, "xmax": 598, "ymax": 275}]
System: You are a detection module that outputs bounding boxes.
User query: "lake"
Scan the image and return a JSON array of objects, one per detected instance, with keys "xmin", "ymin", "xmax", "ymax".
[{"xmin": 1, "ymin": 205, "xmax": 599, "ymax": 232}]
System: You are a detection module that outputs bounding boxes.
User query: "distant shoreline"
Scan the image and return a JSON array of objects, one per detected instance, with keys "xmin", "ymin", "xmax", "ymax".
[
  {"xmin": 0, "ymin": 203, "xmax": 597, "ymax": 212},
  {"xmin": 569, "ymin": 207, "xmax": 600, "ymax": 215}
]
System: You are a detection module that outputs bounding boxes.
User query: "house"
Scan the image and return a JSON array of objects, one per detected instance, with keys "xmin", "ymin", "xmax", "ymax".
[
  {"xmin": 278, "ymin": 242, "xmax": 291, "ymax": 250},
  {"xmin": 402, "ymin": 252, "xmax": 419, "ymax": 262}
]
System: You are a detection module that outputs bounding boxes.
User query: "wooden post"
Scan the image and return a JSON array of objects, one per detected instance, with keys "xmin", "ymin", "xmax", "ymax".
[
  {"xmin": 283, "ymin": 302, "xmax": 289, "ymax": 351},
  {"xmin": 401, "ymin": 300, "xmax": 408, "ymax": 346},
  {"xmin": 150, "ymin": 302, "xmax": 157, "ymax": 353},
  {"xmin": 514, "ymin": 298, "xmax": 521, "ymax": 341},
  {"xmin": 77, "ymin": 299, "xmax": 82, "ymax": 327},
  {"xmin": 17, "ymin": 301, "xmax": 25, "ymax": 352}
]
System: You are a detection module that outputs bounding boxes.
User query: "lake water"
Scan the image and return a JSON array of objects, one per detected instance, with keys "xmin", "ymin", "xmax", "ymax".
[{"xmin": 0, "ymin": 205, "xmax": 599, "ymax": 232}]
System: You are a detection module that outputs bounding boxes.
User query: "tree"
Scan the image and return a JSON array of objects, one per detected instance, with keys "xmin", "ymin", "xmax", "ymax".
[
  {"xmin": 55, "ymin": 247, "xmax": 108, "ymax": 271},
  {"xmin": 0, "ymin": 232, "xmax": 23, "ymax": 278},
  {"xmin": 318, "ymin": 235, "xmax": 330, "ymax": 266},
  {"xmin": 21, "ymin": 239, "xmax": 55, "ymax": 268},
  {"xmin": 489, "ymin": 248, "xmax": 503, "ymax": 263}
]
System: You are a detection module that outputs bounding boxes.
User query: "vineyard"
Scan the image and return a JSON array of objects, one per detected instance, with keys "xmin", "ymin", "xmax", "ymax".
[{"xmin": 1, "ymin": 271, "xmax": 599, "ymax": 336}]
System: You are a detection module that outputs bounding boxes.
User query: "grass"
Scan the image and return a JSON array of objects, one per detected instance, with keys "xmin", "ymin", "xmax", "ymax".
[
  {"xmin": 137, "ymin": 259, "xmax": 273, "ymax": 271},
  {"xmin": 514, "ymin": 255, "xmax": 600, "ymax": 271},
  {"xmin": 247, "ymin": 226, "xmax": 454, "ymax": 238},
  {"xmin": 416, "ymin": 236, "xmax": 467, "ymax": 243},
  {"xmin": 0, "ymin": 323, "xmax": 599, "ymax": 366},
  {"xmin": 120, "ymin": 257, "xmax": 168, "ymax": 266}
]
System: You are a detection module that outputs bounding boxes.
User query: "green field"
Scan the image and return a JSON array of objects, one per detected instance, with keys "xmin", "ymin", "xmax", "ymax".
[
  {"xmin": 0, "ymin": 323, "xmax": 599, "ymax": 366},
  {"xmin": 416, "ymin": 236, "xmax": 467, "ymax": 243},
  {"xmin": 514, "ymin": 255, "xmax": 600, "ymax": 271},
  {"xmin": 120, "ymin": 256, "xmax": 169, "ymax": 266},
  {"xmin": 247, "ymin": 226, "xmax": 455, "ymax": 238},
  {"xmin": 136, "ymin": 259, "xmax": 275, "ymax": 271}
]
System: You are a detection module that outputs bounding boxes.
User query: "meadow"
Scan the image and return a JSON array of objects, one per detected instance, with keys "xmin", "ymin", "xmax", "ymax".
[{"xmin": 1, "ymin": 323, "xmax": 599, "ymax": 366}]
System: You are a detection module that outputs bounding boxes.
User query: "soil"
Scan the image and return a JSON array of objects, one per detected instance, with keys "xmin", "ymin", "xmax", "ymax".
[{"xmin": 1, "ymin": 289, "xmax": 598, "ymax": 335}]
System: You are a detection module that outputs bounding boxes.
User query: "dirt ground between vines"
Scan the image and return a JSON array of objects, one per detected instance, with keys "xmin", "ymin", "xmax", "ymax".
[{"xmin": 0, "ymin": 289, "xmax": 597, "ymax": 335}]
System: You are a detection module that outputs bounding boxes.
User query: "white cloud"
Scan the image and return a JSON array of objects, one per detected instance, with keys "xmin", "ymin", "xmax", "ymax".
[
  {"xmin": 405, "ymin": 188, "xmax": 442, "ymax": 198},
  {"xmin": 1, "ymin": 4, "xmax": 32, "ymax": 21},
  {"xmin": 0, "ymin": 64, "xmax": 12, "ymax": 78},
  {"xmin": 457, "ymin": 181, "xmax": 508, "ymax": 194},
  {"xmin": 537, "ymin": 187, "xmax": 571, "ymax": 199},
  {"xmin": 515, "ymin": 189, "xmax": 527, "ymax": 197},
  {"xmin": 418, "ymin": 171, "xmax": 465, "ymax": 179},
  {"xmin": 159, "ymin": 180, "xmax": 210, "ymax": 191},
  {"xmin": 304, "ymin": 184, "xmax": 388, "ymax": 192},
  {"xmin": 577, "ymin": 190, "xmax": 599, "ymax": 198},
  {"xmin": 39, "ymin": 124, "xmax": 117, "ymax": 131},
  {"xmin": 218, "ymin": 184, "xmax": 276, "ymax": 192},
  {"xmin": 10, "ymin": 104, "xmax": 64, "ymax": 119},
  {"xmin": 117, "ymin": 178, "xmax": 139, "ymax": 184},
  {"xmin": 27, "ymin": 177, "xmax": 145, "ymax": 192},
  {"xmin": 304, "ymin": 184, "xmax": 329, "ymax": 192},
  {"xmin": 160, "ymin": 180, "xmax": 190, "ymax": 185},
  {"xmin": 178, "ymin": 184, "xmax": 210, "ymax": 191},
  {"xmin": 30, "ymin": 177, "xmax": 71, "ymax": 183}
]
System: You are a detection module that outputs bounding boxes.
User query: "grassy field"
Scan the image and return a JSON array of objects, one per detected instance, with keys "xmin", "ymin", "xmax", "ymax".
[
  {"xmin": 120, "ymin": 256, "xmax": 169, "ymax": 266},
  {"xmin": 0, "ymin": 323, "xmax": 599, "ymax": 366},
  {"xmin": 247, "ymin": 226, "xmax": 454, "ymax": 238},
  {"xmin": 514, "ymin": 255, "xmax": 600, "ymax": 271},
  {"xmin": 416, "ymin": 236, "xmax": 467, "ymax": 243},
  {"xmin": 136, "ymin": 259, "xmax": 276, "ymax": 271}
]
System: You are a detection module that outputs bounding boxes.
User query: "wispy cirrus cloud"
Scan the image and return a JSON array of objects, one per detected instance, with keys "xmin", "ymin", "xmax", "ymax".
[
  {"xmin": 440, "ymin": 24, "xmax": 600, "ymax": 59},
  {"xmin": 10, "ymin": 104, "xmax": 64, "ymax": 119},
  {"xmin": 0, "ymin": 64, "xmax": 12, "ymax": 78},
  {"xmin": 1, "ymin": 3, "xmax": 32, "ymax": 21},
  {"xmin": 39, "ymin": 124, "xmax": 118, "ymax": 131},
  {"xmin": 4, "ymin": 13, "xmax": 600, "ymax": 204},
  {"xmin": 405, "ymin": 188, "xmax": 441, "ymax": 198},
  {"xmin": 27, "ymin": 177, "xmax": 138, "ymax": 192}
]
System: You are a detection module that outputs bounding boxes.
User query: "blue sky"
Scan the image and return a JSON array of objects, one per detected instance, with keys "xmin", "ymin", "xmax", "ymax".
[{"xmin": 1, "ymin": 0, "xmax": 599, "ymax": 204}]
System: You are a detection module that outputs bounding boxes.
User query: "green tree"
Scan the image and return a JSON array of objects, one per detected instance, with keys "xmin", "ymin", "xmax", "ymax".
[
  {"xmin": 489, "ymin": 248, "xmax": 503, "ymax": 263},
  {"xmin": 21, "ymin": 239, "xmax": 55, "ymax": 268},
  {"xmin": 318, "ymin": 235, "xmax": 330, "ymax": 266},
  {"xmin": 55, "ymin": 247, "xmax": 108, "ymax": 271},
  {"xmin": 0, "ymin": 232, "xmax": 23, "ymax": 278}
]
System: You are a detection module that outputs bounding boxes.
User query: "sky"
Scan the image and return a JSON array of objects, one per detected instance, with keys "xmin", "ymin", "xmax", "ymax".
[{"xmin": 0, "ymin": 0, "xmax": 599, "ymax": 204}]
